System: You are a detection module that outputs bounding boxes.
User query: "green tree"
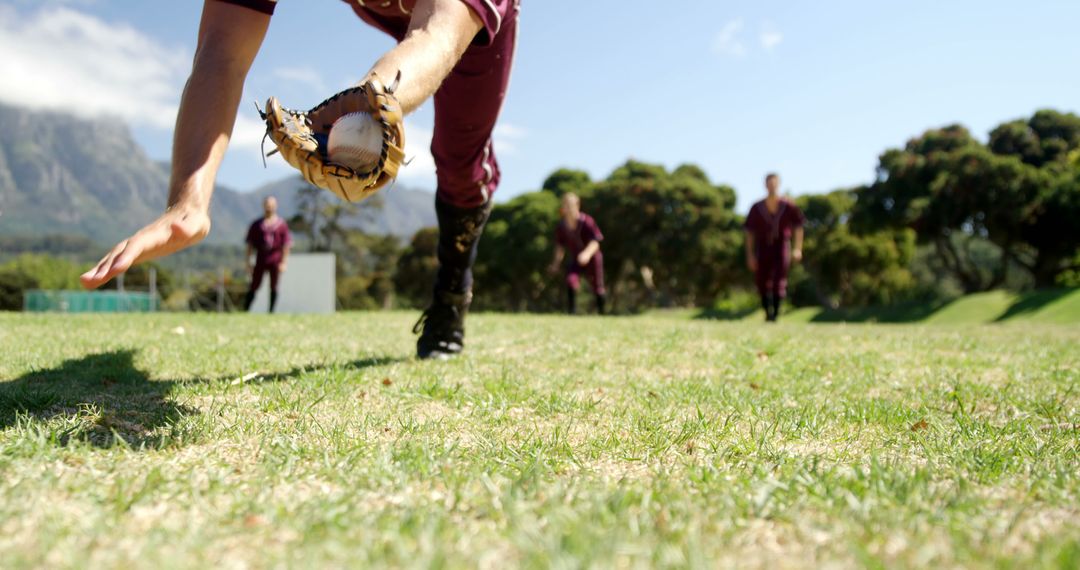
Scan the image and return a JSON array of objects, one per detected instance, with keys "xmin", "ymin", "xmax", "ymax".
[
  {"xmin": 587, "ymin": 160, "xmax": 742, "ymax": 310},
  {"xmin": 541, "ymin": 168, "xmax": 593, "ymax": 199},
  {"xmin": 0, "ymin": 268, "xmax": 36, "ymax": 311},
  {"xmin": 335, "ymin": 230, "xmax": 402, "ymax": 310},
  {"xmin": 394, "ymin": 228, "xmax": 439, "ymax": 308},
  {"xmin": 291, "ymin": 184, "xmax": 383, "ymax": 252},
  {"xmin": 104, "ymin": 262, "xmax": 176, "ymax": 300},
  {"xmin": 796, "ymin": 190, "xmax": 917, "ymax": 307},
  {"xmin": 987, "ymin": 110, "xmax": 1080, "ymax": 286},
  {"xmin": 990, "ymin": 110, "xmax": 1080, "ymax": 169},
  {"xmin": 0, "ymin": 253, "xmax": 82, "ymax": 289},
  {"xmin": 473, "ymin": 191, "xmax": 562, "ymax": 311},
  {"xmin": 854, "ymin": 122, "xmax": 1066, "ymax": 291}
]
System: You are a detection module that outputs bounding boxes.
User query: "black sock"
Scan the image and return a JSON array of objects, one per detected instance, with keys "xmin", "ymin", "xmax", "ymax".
[
  {"xmin": 567, "ymin": 287, "xmax": 577, "ymax": 314},
  {"xmin": 772, "ymin": 295, "xmax": 781, "ymax": 320},
  {"xmin": 596, "ymin": 293, "xmax": 606, "ymax": 315},
  {"xmin": 244, "ymin": 290, "xmax": 255, "ymax": 311},
  {"xmin": 269, "ymin": 291, "xmax": 278, "ymax": 313},
  {"xmin": 762, "ymin": 294, "xmax": 773, "ymax": 320},
  {"xmin": 434, "ymin": 197, "xmax": 492, "ymax": 296}
]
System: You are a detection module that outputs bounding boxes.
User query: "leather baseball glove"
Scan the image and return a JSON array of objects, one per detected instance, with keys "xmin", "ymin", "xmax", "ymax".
[{"xmin": 260, "ymin": 72, "xmax": 406, "ymax": 203}]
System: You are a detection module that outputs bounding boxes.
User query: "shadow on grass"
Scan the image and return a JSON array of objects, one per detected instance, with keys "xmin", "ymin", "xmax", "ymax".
[
  {"xmin": 695, "ymin": 300, "xmax": 950, "ymax": 323},
  {"xmin": 693, "ymin": 307, "xmax": 759, "ymax": 321},
  {"xmin": 0, "ymin": 350, "xmax": 405, "ymax": 449},
  {"xmin": 995, "ymin": 289, "xmax": 1073, "ymax": 322},
  {"xmin": 807, "ymin": 300, "xmax": 950, "ymax": 323}
]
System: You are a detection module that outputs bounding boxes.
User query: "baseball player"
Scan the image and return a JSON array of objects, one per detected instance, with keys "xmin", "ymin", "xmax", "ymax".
[
  {"xmin": 744, "ymin": 173, "xmax": 805, "ymax": 322},
  {"xmin": 550, "ymin": 193, "xmax": 606, "ymax": 315},
  {"xmin": 80, "ymin": 0, "xmax": 519, "ymax": 359},
  {"xmin": 243, "ymin": 196, "xmax": 292, "ymax": 313}
]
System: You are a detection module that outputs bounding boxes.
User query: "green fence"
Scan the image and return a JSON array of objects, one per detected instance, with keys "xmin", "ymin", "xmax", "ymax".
[{"xmin": 23, "ymin": 290, "xmax": 159, "ymax": 313}]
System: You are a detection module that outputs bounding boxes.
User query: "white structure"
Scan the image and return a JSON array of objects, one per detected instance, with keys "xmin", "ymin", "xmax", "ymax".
[{"xmin": 249, "ymin": 253, "xmax": 336, "ymax": 314}]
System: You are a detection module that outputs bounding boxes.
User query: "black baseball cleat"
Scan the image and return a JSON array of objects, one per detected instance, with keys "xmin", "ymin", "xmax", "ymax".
[
  {"xmin": 413, "ymin": 290, "xmax": 471, "ymax": 360},
  {"xmin": 413, "ymin": 197, "xmax": 492, "ymax": 360}
]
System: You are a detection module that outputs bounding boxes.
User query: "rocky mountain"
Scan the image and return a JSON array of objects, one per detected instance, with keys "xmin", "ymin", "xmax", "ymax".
[{"xmin": 0, "ymin": 103, "xmax": 435, "ymax": 248}]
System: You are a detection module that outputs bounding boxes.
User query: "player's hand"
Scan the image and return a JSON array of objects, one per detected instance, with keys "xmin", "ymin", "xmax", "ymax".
[
  {"xmin": 576, "ymin": 252, "xmax": 591, "ymax": 266},
  {"xmin": 747, "ymin": 257, "xmax": 758, "ymax": 272},
  {"xmin": 81, "ymin": 207, "xmax": 211, "ymax": 290},
  {"xmin": 792, "ymin": 249, "xmax": 803, "ymax": 263},
  {"xmin": 279, "ymin": 261, "xmax": 287, "ymax": 273}
]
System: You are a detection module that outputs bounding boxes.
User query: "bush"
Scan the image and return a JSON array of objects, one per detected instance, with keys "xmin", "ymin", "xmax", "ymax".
[
  {"xmin": 0, "ymin": 268, "xmax": 36, "ymax": 310},
  {"xmin": 0, "ymin": 254, "xmax": 85, "ymax": 311}
]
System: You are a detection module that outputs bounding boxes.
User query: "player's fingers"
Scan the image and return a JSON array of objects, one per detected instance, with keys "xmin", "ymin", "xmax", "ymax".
[
  {"xmin": 84, "ymin": 255, "xmax": 111, "ymax": 281},
  {"xmin": 107, "ymin": 243, "xmax": 139, "ymax": 277},
  {"xmin": 81, "ymin": 242, "xmax": 127, "ymax": 289},
  {"xmin": 95, "ymin": 242, "xmax": 128, "ymax": 276}
]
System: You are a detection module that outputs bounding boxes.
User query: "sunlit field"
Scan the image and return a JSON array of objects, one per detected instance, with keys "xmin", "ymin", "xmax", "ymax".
[{"xmin": 1, "ymin": 312, "xmax": 1078, "ymax": 568}]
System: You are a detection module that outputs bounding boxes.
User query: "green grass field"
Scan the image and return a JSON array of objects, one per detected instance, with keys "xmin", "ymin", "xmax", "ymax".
[
  {"xmin": 778, "ymin": 288, "xmax": 1080, "ymax": 325},
  {"xmin": 1, "ymin": 312, "xmax": 1079, "ymax": 568}
]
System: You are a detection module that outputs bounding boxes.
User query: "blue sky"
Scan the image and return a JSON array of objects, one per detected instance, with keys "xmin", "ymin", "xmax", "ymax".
[{"xmin": 1, "ymin": 0, "xmax": 1078, "ymax": 211}]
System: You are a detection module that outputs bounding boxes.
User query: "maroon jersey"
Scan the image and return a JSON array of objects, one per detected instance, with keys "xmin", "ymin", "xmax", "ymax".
[
  {"xmin": 213, "ymin": 0, "xmax": 519, "ymax": 209},
  {"xmin": 744, "ymin": 199, "xmax": 804, "ymax": 299},
  {"xmin": 246, "ymin": 217, "xmax": 292, "ymax": 265},
  {"xmin": 556, "ymin": 213, "xmax": 604, "ymax": 258},
  {"xmin": 215, "ymin": 0, "xmax": 516, "ymax": 46},
  {"xmin": 744, "ymin": 199, "xmax": 805, "ymax": 257}
]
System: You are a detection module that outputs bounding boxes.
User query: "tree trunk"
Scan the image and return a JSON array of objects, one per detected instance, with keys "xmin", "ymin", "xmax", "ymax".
[
  {"xmin": 935, "ymin": 236, "xmax": 984, "ymax": 293},
  {"xmin": 1031, "ymin": 251, "xmax": 1065, "ymax": 289}
]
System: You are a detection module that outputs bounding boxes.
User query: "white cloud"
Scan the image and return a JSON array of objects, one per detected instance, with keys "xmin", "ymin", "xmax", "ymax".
[
  {"xmin": 272, "ymin": 66, "xmax": 328, "ymax": 93},
  {"xmin": 231, "ymin": 113, "xmax": 270, "ymax": 151},
  {"xmin": 0, "ymin": 4, "xmax": 285, "ymax": 179},
  {"xmin": 712, "ymin": 19, "xmax": 746, "ymax": 58},
  {"xmin": 12, "ymin": 0, "xmax": 99, "ymax": 6},
  {"xmin": 494, "ymin": 122, "xmax": 527, "ymax": 155},
  {"xmin": 396, "ymin": 122, "xmax": 436, "ymax": 186},
  {"xmin": 393, "ymin": 121, "xmax": 527, "ymax": 187},
  {"xmin": 0, "ymin": 5, "xmax": 188, "ymax": 128},
  {"xmin": 760, "ymin": 24, "xmax": 784, "ymax": 51}
]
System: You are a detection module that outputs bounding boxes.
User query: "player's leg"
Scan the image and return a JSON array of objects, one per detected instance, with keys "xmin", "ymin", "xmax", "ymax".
[
  {"xmin": 766, "ymin": 268, "xmax": 781, "ymax": 322},
  {"xmin": 588, "ymin": 257, "xmax": 607, "ymax": 315},
  {"xmin": 268, "ymin": 264, "xmax": 281, "ymax": 313},
  {"xmin": 245, "ymin": 265, "xmax": 265, "ymax": 311},
  {"xmin": 770, "ymin": 279, "xmax": 782, "ymax": 321},
  {"xmin": 773, "ymin": 258, "xmax": 790, "ymax": 321},
  {"xmin": 754, "ymin": 259, "xmax": 772, "ymax": 321},
  {"xmin": 414, "ymin": 13, "xmax": 518, "ymax": 359},
  {"xmin": 566, "ymin": 271, "xmax": 581, "ymax": 315}
]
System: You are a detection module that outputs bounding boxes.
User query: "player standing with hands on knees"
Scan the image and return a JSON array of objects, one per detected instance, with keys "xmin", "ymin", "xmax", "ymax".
[
  {"xmin": 550, "ymin": 193, "xmax": 607, "ymax": 315},
  {"xmin": 80, "ymin": 0, "xmax": 520, "ymax": 359},
  {"xmin": 744, "ymin": 173, "xmax": 805, "ymax": 322}
]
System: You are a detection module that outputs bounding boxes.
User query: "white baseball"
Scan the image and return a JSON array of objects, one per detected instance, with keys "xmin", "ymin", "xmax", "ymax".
[{"xmin": 327, "ymin": 112, "xmax": 382, "ymax": 171}]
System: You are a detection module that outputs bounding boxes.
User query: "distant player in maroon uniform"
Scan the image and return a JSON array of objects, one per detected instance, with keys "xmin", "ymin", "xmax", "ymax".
[
  {"xmin": 244, "ymin": 196, "xmax": 292, "ymax": 313},
  {"xmin": 744, "ymin": 173, "xmax": 805, "ymax": 322},
  {"xmin": 80, "ymin": 0, "xmax": 519, "ymax": 359},
  {"xmin": 550, "ymin": 193, "xmax": 606, "ymax": 315}
]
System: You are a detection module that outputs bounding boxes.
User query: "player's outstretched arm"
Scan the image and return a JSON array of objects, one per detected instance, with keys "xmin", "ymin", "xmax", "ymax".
[
  {"xmin": 81, "ymin": 1, "xmax": 270, "ymax": 289},
  {"xmin": 364, "ymin": 0, "xmax": 484, "ymax": 115},
  {"xmin": 577, "ymin": 241, "xmax": 600, "ymax": 266}
]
